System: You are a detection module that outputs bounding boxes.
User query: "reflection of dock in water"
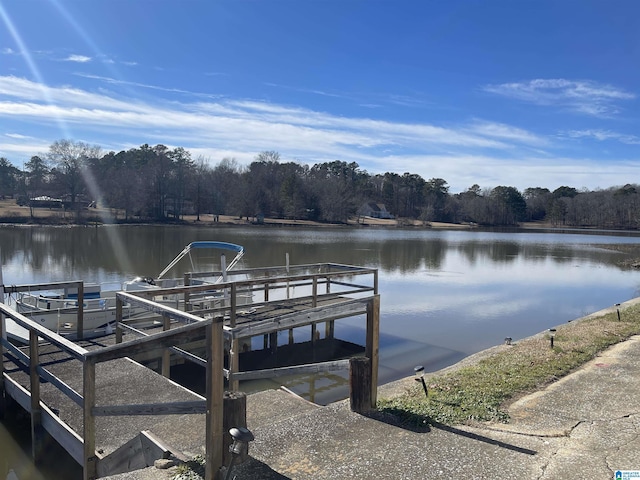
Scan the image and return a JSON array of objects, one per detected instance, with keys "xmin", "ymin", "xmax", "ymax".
[{"xmin": 1, "ymin": 262, "xmax": 380, "ymax": 479}]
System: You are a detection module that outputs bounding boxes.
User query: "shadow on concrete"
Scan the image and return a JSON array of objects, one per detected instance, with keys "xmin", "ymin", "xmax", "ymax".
[
  {"xmin": 232, "ymin": 457, "xmax": 292, "ymax": 479},
  {"xmin": 432, "ymin": 423, "xmax": 537, "ymax": 456},
  {"xmin": 365, "ymin": 410, "xmax": 537, "ymax": 456}
]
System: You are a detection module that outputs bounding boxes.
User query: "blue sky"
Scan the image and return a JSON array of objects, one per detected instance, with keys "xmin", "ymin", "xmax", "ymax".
[{"xmin": 0, "ymin": 1, "xmax": 638, "ymax": 192}]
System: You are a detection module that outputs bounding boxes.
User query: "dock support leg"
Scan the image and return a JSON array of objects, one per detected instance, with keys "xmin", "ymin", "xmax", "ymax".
[
  {"xmin": 349, "ymin": 357, "xmax": 372, "ymax": 413},
  {"xmin": 161, "ymin": 314, "xmax": 170, "ymax": 378},
  {"xmin": 365, "ymin": 295, "xmax": 380, "ymax": 409},
  {"xmin": 29, "ymin": 331, "xmax": 45, "ymax": 466},
  {"xmin": 205, "ymin": 317, "xmax": 224, "ymax": 480},
  {"xmin": 325, "ymin": 320, "xmax": 334, "ymax": 339},
  {"xmin": 83, "ymin": 358, "xmax": 97, "ymax": 480},
  {"xmin": 229, "ymin": 338, "xmax": 240, "ymax": 392},
  {"xmin": 269, "ymin": 332, "xmax": 278, "ymax": 355},
  {"xmin": 288, "ymin": 328, "xmax": 294, "ymax": 345}
]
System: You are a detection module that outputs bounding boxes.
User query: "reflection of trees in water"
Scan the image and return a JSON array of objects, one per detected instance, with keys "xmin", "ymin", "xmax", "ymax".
[
  {"xmin": 0, "ymin": 226, "xmax": 627, "ymax": 283},
  {"xmin": 455, "ymin": 240, "xmax": 619, "ymax": 267}
]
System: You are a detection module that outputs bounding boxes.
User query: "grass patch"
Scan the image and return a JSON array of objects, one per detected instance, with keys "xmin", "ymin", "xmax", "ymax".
[
  {"xmin": 378, "ymin": 304, "xmax": 640, "ymax": 427},
  {"xmin": 171, "ymin": 455, "xmax": 205, "ymax": 480}
]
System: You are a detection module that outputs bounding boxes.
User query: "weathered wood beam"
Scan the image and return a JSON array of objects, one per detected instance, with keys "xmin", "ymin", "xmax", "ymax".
[
  {"xmin": 92, "ymin": 400, "xmax": 207, "ymax": 417},
  {"xmin": 0, "ymin": 304, "xmax": 88, "ymax": 360},
  {"xmin": 231, "ymin": 359, "xmax": 350, "ymax": 381},
  {"xmin": 85, "ymin": 318, "xmax": 209, "ymax": 364},
  {"xmin": 230, "ymin": 298, "xmax": 370, "ymax": 339}
]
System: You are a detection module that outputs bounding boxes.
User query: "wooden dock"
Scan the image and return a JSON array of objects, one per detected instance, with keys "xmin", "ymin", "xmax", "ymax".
[{"xmin": 1, "ymin": 262, "xmax": 379, "ymax": 479}]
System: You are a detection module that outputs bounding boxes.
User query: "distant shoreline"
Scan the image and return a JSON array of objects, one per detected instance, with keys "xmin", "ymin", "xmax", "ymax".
[{"xmin": 0, "ymin": 199, "xmax": 632, "ymax": 233}]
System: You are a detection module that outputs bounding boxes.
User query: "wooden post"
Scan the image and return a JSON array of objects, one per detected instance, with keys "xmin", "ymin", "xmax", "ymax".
[
  {"xmin": 365, "ymin": 295, "xmax": 380, "ymax": 408},
  {"xmin": 76, "ymin": 282, "xmax": 84, "ymax": 340},
  {"xmin": 184, "ymin": 274, "xmax": 191, "ymax": 312},
  {"xmin": 115, "ymin": 297, "xmax": 123, "ymax": 344},
  {"xmin": 222, "ymin": 391, "xmax": 248, "ymax": 466},
  {"xmin": 269, "ymin": 331, "xmax": 278, "ymax": 355},
  {"xmin": 205, "ymin": 317, "xmax": 224, "ymax": 480},
  {"xmin": 311, "ymin": 323, "xmax": 317, "ymax": 345},
  {"xmin": 230, "ymin": 283, "xmax": 237, "ymax": 326},
  {"xmin": 29, "ymin": 330, "xmax": 45, "ymax": 464},
  {"xmin": 312, "ymin": 276, "xmax": 318, "ymax": 307},
  {"xmin": 83, "ymin": 357, "xmax": 97, "ymax": 480},
  {"xmin": 288, "ymin": 328, "xmax": 294, "ymax": 345},
  {"xmin": 349, "ymin": 357, "xmax": 372, "ymax": 413},
  {"xmin": 229, "ymin": 287, "xmax": 240, "ymax": 392},
  {"xmin": 325, "ymin": 320, "xmax": 334, "ymax": 339},
  {"xmin": 161, "ymin": 314, "xmax": 171, "ymax": 377}
]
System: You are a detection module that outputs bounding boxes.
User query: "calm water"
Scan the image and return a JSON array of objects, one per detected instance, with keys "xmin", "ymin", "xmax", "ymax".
[{"xmin": 2, "ymin": 224, "xmax": 640, "ymax": 477}]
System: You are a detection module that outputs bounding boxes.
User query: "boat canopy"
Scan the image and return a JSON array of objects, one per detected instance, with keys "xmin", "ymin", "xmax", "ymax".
[{"xmin": 157, "ymin": 241, "xmax": 245, "ymax": 280}]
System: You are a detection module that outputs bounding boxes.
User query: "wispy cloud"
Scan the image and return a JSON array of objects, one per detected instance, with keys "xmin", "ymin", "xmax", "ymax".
[
  {"xmin": 0, "ymin": 75, "xmax": 636, "ymax": 192},
  {"xmin": 484, "ymin": 79, "xmax": 636, "ymax": 117},
  {"xmin": 5, "ymin": 132, "xmax": 34, "ymax": 139},
  {"xmin": 564, "ymin": 129, "xmax": 640, "ymax": 145},
  {"xmin": 1, "ymin": 47, "xmax": 16, "ymax": 55},
  {"xmin": 64, "ymin": 54, "xmax": 92, "ymax": 63}
]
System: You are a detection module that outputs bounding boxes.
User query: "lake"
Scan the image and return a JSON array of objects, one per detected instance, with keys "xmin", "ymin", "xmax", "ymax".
[{"xmin": 1, "ymin": 224, "xmax": 640, "ymax": 477}]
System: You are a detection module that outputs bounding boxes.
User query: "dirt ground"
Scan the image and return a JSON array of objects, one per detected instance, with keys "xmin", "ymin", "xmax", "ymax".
[{"xmin": 0, "ymin": 199, "xmax": 473, "ymax": 229}]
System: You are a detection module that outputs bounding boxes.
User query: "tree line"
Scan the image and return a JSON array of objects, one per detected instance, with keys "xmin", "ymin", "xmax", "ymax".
[{"xmin": 0, "ymin": 139, "xmax": 638, "ymax": 229}]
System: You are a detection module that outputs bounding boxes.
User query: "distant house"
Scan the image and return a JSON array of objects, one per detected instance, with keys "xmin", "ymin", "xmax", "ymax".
[{"xmin": 357, "ymin": 202, "xmax": 394, "ymax": 219}]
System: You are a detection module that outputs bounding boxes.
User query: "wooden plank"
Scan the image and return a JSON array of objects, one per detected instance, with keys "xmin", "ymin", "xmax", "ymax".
[
  {"xmin": 41, "ymin": 403, "xmax": 84, "ymax": 465},
  {"xmin": 0, "ymin": 304, "xmax": 88, "ymax": 360},
  {"xmin": 231, "ymin": 359, "xmax": 350, "ymax": 381},
  {"xmin": 92, "ymin": 400, "xmax": 207, "ymax": 417},
  {"xmin": 85, "ymin": 317, "xmax": 209, "ymax": 364},
  {"xmin": 3, "ymin": 376, "xmax": 84, "ymax": 465},
  {"xmin": 3, "ymin": 280, "xmax": 84, "ymax": 293},
  {"xmin": 2, "ymin": 337, "xmax": 29, "ymax": 365},
  {"xmin": 231, "ymin": 298, "xmax": 369, "ymax": 339},
  {"xmin": 3, "ymin": 375, "xmax": 30, "ymax": 411},
  {"xmin": 119, "ymin": 322, "xmax": 208, "ymax": 368},
  {"xmin": 37, "ymin": 364, "xmax": 84, "ymax": 408}
]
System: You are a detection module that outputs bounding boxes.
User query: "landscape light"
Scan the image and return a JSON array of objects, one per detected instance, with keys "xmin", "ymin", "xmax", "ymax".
[
  {"xmin": 549, "ymin": 328, "xmax": 557, "ymax": 349},
  {"xmin": 615, "ymin": 303, "xmax": 621, "ymax": 321},
  {"xmin": 224, "ymin": 427, "xmax": 255, "ymax": 480},
  {"xmin": 414, "ymin": 365, "xmax": 428, "ymax": 398}
]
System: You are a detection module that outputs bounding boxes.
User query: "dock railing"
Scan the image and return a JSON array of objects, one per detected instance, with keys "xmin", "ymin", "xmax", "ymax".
[
  {"xmin": 120, "ymin": 262, "xmax": 380, "ymax": 403},
  {"xmin": 2, "ymin": 281, "xmax": 87, "ymax": 339},
  {"xmin": 0, "ymin": 302, "xmax": 226, "ymax": 480}
]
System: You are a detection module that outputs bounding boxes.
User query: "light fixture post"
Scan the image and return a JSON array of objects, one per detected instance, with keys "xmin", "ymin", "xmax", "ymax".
[
  {"xmin": 414, "ymin": 365, "xmax": 428, "ymax": 398},
  {"xmin": 224, "ymin": 427, "xmax": 254, "ymax": 480}
]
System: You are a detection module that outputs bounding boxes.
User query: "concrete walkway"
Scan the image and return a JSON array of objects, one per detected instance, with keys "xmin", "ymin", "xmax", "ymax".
[
  {"xmin": 231, "ymin": 335, "xmax": 640, "ymax": 479},
  {"xmin": 107, "ymin": 334, "xmax": 640, "ymax": 480}
]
